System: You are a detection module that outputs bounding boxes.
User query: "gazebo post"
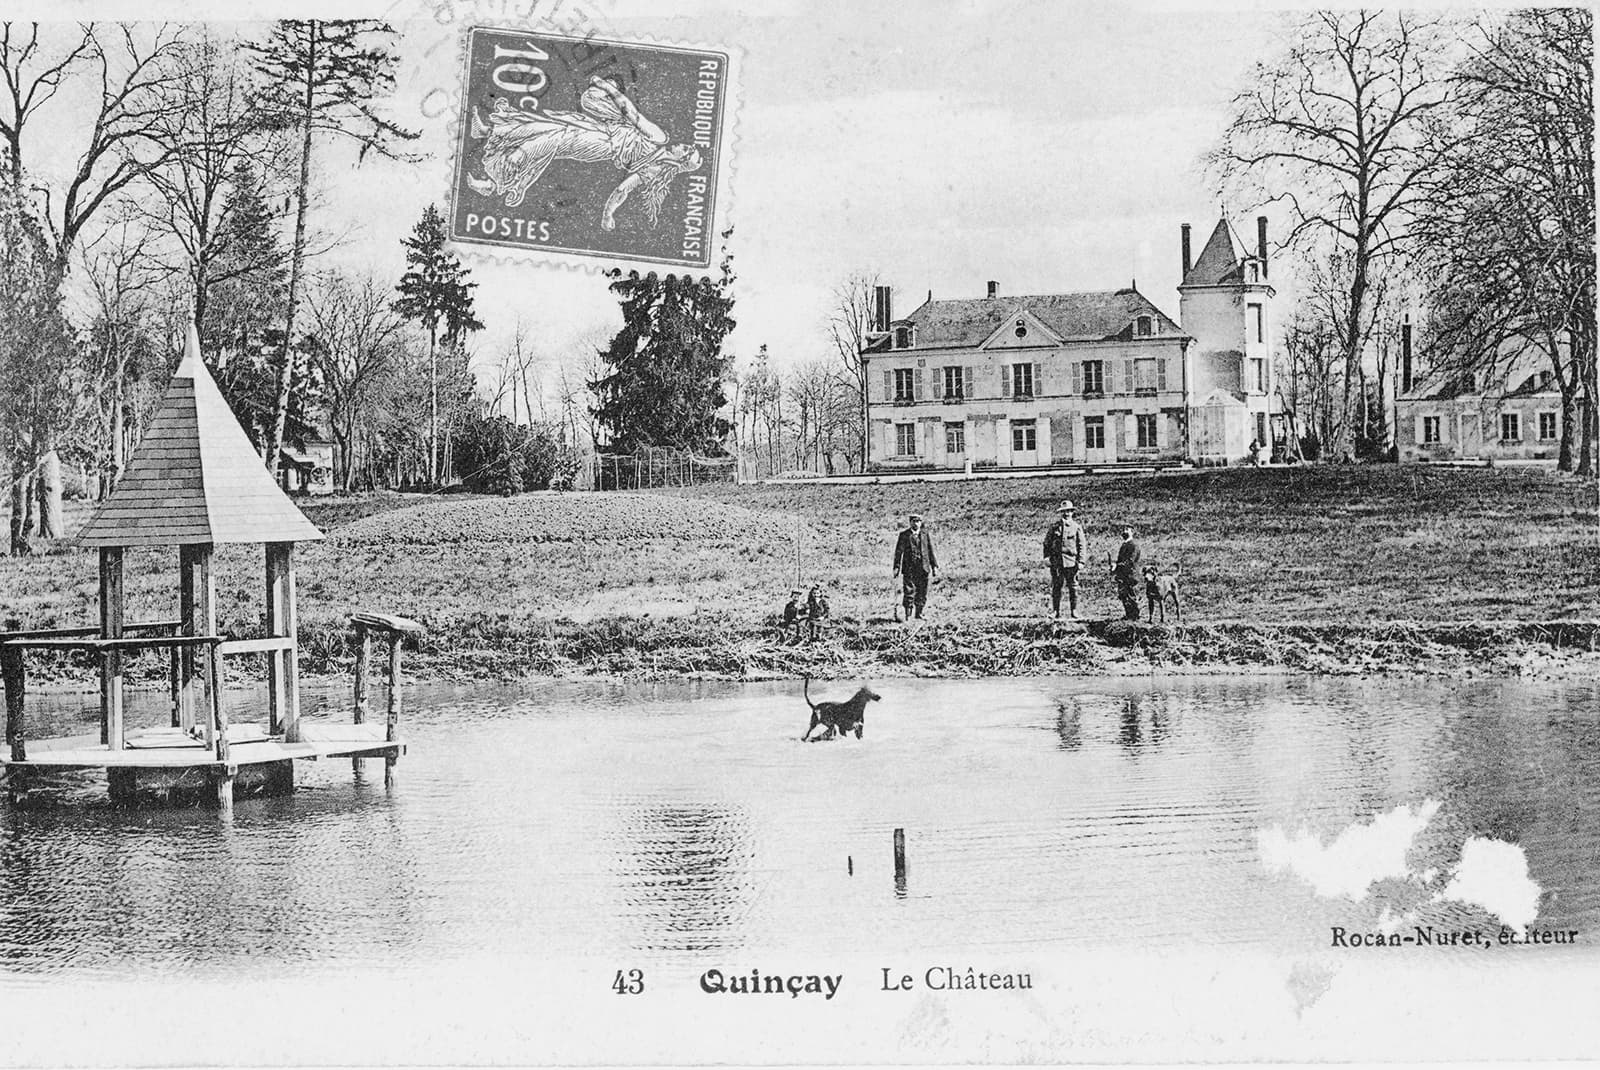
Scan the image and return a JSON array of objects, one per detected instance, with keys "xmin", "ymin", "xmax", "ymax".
[
  {"xmin": 98, "ymin": 547, "xmax": 125, "ymax": 749},
  {"xmin": 266, "ymin": 541, "xmax": 301, "ymax": 742},
  {"xmin": 179, "ymin": 543, "xmax": 216, "ymax": 737}
]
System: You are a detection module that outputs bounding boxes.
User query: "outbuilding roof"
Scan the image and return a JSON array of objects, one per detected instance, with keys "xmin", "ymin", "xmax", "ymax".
[
  {"xmin": 76, "ymin": 325, "xmax": 324, "ymax": 548},
  {"xmin": 902, "ymin": 288, "xmax": 1183, "ymax": 349}
]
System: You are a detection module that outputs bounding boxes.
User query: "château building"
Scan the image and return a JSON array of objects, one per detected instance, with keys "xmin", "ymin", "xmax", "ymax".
[{"xmin": 862, "ymin": 215, "xmax": 1280, "ymax": 469}]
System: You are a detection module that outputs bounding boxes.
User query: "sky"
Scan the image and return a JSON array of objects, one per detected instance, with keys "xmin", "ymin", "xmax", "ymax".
[{"xmin": 24, "ymin": 0, "xmax": 1306, "ymax": 402}]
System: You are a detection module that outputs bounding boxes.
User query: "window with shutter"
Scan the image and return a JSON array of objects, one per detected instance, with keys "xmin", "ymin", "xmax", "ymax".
[
  {"xmin": 1072, "ymin": 363, "xmax": 1082, "ymax": 394},
  {"xmin": 914, "ymin": 367, "xmax": 925, "ymax": 400},
  {"xmin": 964, "ymin": 367, "xmax": 974, "ymax": 399},
  {"xmin": 1001, "ymin": 365, "xmax": 1012, "ymax": 397},
  {"xmin": 882, "ymin": 370, "xmax": 892, "ymax": 402},
  {"xmin": 1123, "ymin": 361, "xmax": 1134, "ymax": 393},
  {"xmin": 1157, "ymin": 359, "xmax": 1168, "ymax": 390}
]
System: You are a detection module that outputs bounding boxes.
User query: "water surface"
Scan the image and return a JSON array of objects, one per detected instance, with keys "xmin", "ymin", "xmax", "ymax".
[{"xmin": 1, "ymin": 675, "xmax": 1595, "ymax": 978}]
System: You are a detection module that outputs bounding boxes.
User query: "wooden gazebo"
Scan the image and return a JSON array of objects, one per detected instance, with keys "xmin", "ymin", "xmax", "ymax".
[{"xmin": 1, "ymin": 325, "xmax": 418, "ymax": 809}]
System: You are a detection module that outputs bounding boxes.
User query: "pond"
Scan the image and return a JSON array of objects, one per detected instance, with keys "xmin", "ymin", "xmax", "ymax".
[
  {"xmin": 1, "ymin": 674, "xmax": 1597, "ymax": 1064},
  {"xmin": 1, "ymin": 674, "xmax": 1595, "ymax": 977}
]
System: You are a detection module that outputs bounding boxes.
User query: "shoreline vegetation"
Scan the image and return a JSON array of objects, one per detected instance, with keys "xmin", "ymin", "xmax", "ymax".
[{"xmin": 2, "ymin": 466, "xmax": 1596, "ymax": 686}]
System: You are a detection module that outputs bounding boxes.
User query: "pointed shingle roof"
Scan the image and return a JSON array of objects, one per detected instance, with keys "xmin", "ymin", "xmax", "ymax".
[
  {"xmin": 76, "ymin": 325, "xmax": 324, "ymax": 548},
  {"xmin": 1183, "ymin": 218, "xmax": 1248, "ymax": 287}
]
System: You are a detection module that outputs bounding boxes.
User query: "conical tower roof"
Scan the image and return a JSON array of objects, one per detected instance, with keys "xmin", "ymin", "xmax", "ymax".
[
  {"xmin": 1182, "ymin": 217, "xmax": 1248, "ymax": 287},
  {"xmin": 76, "ymin": 325, "xmax": 324, "ymax": 548}
]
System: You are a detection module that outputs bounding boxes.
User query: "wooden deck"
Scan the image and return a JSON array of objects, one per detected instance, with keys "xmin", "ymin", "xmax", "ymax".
[{"xmin": 3, "ymin": 721, "xmax": 402, "ymax": 771}]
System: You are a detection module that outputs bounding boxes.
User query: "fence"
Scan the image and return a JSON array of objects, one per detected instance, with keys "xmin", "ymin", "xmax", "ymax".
[{"xmin": 592, "ymin": 447, "xmax": 737, "ymax": 491}]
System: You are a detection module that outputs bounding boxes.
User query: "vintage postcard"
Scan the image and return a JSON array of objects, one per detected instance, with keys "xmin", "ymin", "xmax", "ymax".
[{"xmin": 0, "ymin": 0, "xmax": 1595, "ymax": 1066}]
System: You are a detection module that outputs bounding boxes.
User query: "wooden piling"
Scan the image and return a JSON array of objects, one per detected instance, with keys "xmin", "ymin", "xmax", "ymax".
[
  {"xmin": 893, "ymin": 827, "xmax": 907, "ymax": 884},
  {"xmin": 2, "ymin": 645, "xmax": 25, "ymax": 763},
  {"xmin": 352, "ymin": 622, "xmax": 371, "ymax": 775},
  {"xmin": 385, "ymin": 634, "xmax": 402, "ymax": 786},
  {"xmin": 178, "ymin": 544, "xmax": 215, "ymax": 733},
  {"xmin": 209, "ymin": 643, "xmax": 229, "ymax": 765},
  {"xmin": 99, "ymin": 548, "xmax": 125, "ymax": 750}
]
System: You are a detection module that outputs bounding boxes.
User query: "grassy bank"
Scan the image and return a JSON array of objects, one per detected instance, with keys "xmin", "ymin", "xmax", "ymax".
[{"xmin": 1, "ymin": 466, "xmax": 1596, "ymax": 683}]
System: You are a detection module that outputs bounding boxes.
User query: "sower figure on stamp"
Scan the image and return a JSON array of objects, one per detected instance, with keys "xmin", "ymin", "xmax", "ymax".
[
  {"xmin": 1110, "ymin": 526, "xmax": 1143, "ymax": 622},
  {"xmin": 892, "ymin": 513, "xmax": 939, "ymax": 621},
  {"xmin": 467, "ymin": 76, "xmax": 703, "ymax": 229},
  {"xmin": 1042, "ymin": 499, "xmax": 1088, "ymax": 620}
]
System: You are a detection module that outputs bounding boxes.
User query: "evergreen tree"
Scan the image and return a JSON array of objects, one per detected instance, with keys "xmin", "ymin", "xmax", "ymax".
[
  {"xmin": 590, "ymin": 238, "xmax": 737, "ymax": 453},
  {"xmin": 392, "ymin": 202, "xmax": 483, "ymax": 484},
  {"xmin": 247, "ymin": 19, "xmax": 416, "ymax": 477},
  {"xmin": 201, "ymin": 163, "xmax": 320, "ymax": 451}
]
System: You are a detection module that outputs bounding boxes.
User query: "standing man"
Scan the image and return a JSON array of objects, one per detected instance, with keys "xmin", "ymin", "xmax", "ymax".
[
  {"xmin": 1042, "ymin": 499, "xmax": 1088, "ymax": 619},
  {"xmin": 892, "ymin": 513, "xmax": 938, "ymax": 620},
  {"xmin": 1110, "ymin": 526, "xmax": 1142, "ymax": 621}
]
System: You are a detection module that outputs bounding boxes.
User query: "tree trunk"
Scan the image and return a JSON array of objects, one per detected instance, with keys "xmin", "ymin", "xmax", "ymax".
[
  {"xmin": 268, "ymin": 21, "xmax": 319, "ymax": 481},
  {"xmin": 35, "ymin": 446, "xmax": 62, "ymax": 540},
  {"xmin": 427, "ymin": 324, "xmax": 438, "ymax": 485},
  {"xmin": 9, "ymin": 460, "xmax": 33, "ymax": 556}
]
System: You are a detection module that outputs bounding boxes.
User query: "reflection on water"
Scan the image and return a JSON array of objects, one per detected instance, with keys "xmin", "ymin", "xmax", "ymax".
[{"xmin": 0, "ymin": 675, "xmax": 1595, "ymax": 976}]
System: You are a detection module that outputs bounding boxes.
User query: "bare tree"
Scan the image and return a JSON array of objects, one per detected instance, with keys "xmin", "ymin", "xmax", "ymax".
[
  {"xmin": 1416, "ymin": 9, "xmax": 1594, "ymax": 474},
  {"xmin": 80, "ymin": 213, "xmax": 165, "ymax": 494},
  {"xmin": 0, "ymin": 21, "xmax": 186, "ymax": 540},
  {"xmin": 141, "ymin": 31, "xmax": 281, "ymax": 330},
  {"xmin": 302, "ymin": 270, "xmax": 405, "ymax": 490},
  {"xmin": 828, "ymin": 271, "xmax": 880, "ymax": 471},
  {"xmin": 1211, "ymin": 11, "xmax": 1462, "ymax": 458}
]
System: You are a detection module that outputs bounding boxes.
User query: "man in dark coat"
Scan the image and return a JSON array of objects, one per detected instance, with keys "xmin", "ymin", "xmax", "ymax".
[
  {"xmin": 892, "ymin": 513, "xmax": 938, "ymax": 620},
  {"xmin": 1042, "ymin": 499, "xmax": 1088, "ymax": 619},
  {"xmin": 1111, "ymin": 526, "xmax": 1142, "ymax": 621}
]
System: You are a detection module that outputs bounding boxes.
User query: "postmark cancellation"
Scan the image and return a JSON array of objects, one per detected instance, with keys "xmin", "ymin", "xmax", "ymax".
[{"xmin": 450, "ymin": 27, "xmax": 729, "ymax": 269}]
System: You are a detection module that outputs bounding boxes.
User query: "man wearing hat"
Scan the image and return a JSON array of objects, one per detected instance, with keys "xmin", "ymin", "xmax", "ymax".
[
  {"xmin": 1042, "ymin": 500, "xmax": 1088, "ymax": 619},
  {"xmin": 892, "ymin": 512, "xmax": 938, "ymax": 620}
]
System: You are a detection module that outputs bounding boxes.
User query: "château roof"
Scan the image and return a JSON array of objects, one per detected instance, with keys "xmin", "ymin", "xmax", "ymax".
[
  {"xmin": 76, "ymin": 325, "xmax": 324, "ymax": 548},
  {"xmin": 901, "ymin": 288, "xmax": 1183, "ymax": 350},
  {"xmin": 1183, "ymin": 217, "xmax": 1259, "ymax": 288}
]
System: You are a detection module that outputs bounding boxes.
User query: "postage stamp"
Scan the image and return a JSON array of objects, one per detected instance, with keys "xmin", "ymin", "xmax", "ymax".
[{"xmin": 449, "ymin": 26, "xmax": 730, "ymax": 269}]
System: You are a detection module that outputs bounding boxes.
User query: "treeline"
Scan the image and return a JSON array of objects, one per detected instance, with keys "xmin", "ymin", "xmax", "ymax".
[
  {"xmin": 0, "ymin": 20, "xmax": 600, "ymax": 555},
  {"xmin": 1213, "ymin": 9, "xmax": 1595, "ymax": 473}
]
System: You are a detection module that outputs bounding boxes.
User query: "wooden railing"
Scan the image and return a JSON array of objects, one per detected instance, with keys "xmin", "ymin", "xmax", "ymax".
[{"xmin": 0, "ymin": 626, "xmax": 222, "ymax": 763}]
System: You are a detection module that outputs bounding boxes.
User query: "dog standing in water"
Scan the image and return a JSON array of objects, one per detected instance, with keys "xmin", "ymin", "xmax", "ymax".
[{"xmin": 801, "ymin": 677, "xmax": 880, "ymax": 741}]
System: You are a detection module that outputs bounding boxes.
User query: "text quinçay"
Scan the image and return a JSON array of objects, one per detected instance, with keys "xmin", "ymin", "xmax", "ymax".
[{"xmin": 694, "ymin": 966, "xmax": 1035, "ymax": 1000}]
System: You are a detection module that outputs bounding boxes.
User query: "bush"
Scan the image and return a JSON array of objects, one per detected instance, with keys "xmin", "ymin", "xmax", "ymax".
[{"xmin": 455, "ymin": 414, "xmax": 581, "ymax": 494}]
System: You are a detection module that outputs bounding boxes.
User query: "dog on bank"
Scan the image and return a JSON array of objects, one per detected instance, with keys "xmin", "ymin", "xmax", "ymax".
[
  {"xmin": 1142, "ymin": 563, "xmax": 1183, "ymax": 624},
  {"xmin": 801, "ymin": 676, "xmax": 880, "ymax": 741}
]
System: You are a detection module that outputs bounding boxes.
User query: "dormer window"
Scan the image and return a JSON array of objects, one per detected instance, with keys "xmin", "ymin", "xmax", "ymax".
[
  {"xmin": 1136, "ymin": 315, "xmax": 1153, "ymax": 337},
  {"xmin": 1013, "ymin": 318, "xmax": 1028, "ymax": 339},
  {"xmin": 894, "ymin": 325, "xmax": 911, "ymax": 349}
]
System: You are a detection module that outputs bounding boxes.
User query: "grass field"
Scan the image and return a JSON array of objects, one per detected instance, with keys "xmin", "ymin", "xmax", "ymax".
[{"xmin": 1, "ymin": 465, "xmax": 1596, "ymax": 680}]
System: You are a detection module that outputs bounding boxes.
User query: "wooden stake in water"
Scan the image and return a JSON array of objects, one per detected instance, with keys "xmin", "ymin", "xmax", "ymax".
[{"xmin": 893, "ymin": 828, "xmax": 907, "ymax": 884}]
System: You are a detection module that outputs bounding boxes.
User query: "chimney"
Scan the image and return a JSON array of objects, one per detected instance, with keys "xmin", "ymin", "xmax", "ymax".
[
  {"xmin": 873, "ymin": 285, "xmax": 893, "ymax": 332},
  {"xmin": 1257, "ymin": 215, "xmax": 1269, "ymax": 279},
  {"xmin": 1181, "ymin": 223, "xmax": 1192, "ymax": 279},
  {"xmin": 986, "ymin": 280, "xmax": 998, "ymax": 299},
  {"xmin": 1401, "ymin": 314, "xmax": 1413, "ymax": 395}
]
